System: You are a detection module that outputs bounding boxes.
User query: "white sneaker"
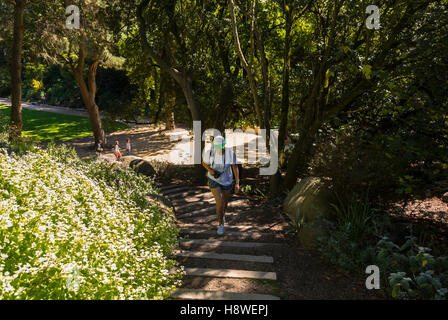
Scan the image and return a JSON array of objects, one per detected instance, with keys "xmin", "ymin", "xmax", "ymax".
[{"xmin": 217, "ymin": 224, "xmax": 225, "ymax": 235}]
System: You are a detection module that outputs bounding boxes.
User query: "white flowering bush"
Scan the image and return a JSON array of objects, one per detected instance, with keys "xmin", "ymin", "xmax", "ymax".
[{"xmin": 0, "ymin": 144, "xmax": 182, "ymax": 299}]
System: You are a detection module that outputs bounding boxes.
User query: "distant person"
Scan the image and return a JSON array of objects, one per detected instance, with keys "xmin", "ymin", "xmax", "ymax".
[
  {"xmin": 114, "ymin": 141, "xmax": 122, "ymax": 160},
  {"xmin": 96, "ymin": 140, "xmax": 103, "ymax": 153},
  {"xmin": 126, "ymin": 138, "xmax": 131, "ymax": 155},
  {"xmin": 202, "ymin": 135, "xmax": 240, "ymax": 235}
]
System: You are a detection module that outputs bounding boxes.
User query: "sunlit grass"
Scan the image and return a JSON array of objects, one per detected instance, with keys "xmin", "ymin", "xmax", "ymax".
[{"xmin": 0, "ymin": 105, "xmax": 128, "ymax": 142}]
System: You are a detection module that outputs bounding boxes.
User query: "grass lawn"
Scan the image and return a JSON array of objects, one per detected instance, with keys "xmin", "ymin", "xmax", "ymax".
[{"xmin": 0, "ymin": 105, "xmax": 129, "ymax": 142}]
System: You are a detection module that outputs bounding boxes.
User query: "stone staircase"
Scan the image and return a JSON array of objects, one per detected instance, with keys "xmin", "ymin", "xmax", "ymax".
[{"xmin": 157, "ymin": 183, "xmax": 282, "ymax": 300}]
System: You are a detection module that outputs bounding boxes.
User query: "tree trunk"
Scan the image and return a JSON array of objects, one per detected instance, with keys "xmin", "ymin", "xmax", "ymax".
[
  {"xmin": 269, "ymin": 7, "xmax": 292, "ymax": 196},
  {"xmin": 137, "ymin": 1, "xmax": 202, "ymax": 123},
  {"xmin": 282, "ymin": 61, "xmax": 327, "ymax": 192},
  {"xmin": 228, "ymin": 0, "xmax": 263, "ymax": 128},
  {"xmin": 277, "ymin": 10, "xmax": 292, "ymax": 167},
  {"xmin": 164, "ymin": 77, "xmax": 175, "ymax": 130},
  {"xmin": 154, "ymin": 69, "xmax": 163, "ymax": 124},
  {"xmin": 214, "ymin": 77, "xmax": 233, "ymax": 133},
  {"xmin": 215, "ymin": 32, "xmax": 234, "ymax": 133},
  {"xmin": 9, "ymin": 0, "xmax": 26, "ymax": 141},
  {"xmin": 74, "ymin": 57, "xmax": 106, "ymax": 145},
  {"xmin": 282, "ymin": 108, "xmax": 322, "ymax": 192},
  {"xmin": 253, "ymin": 6, "xmax": 271, "ymax": 133}
]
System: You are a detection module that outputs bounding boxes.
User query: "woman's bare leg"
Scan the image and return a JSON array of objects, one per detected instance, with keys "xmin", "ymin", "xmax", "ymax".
[
  {"xmin": 210, "ymin": 187, "xmax": 224, "ymax": 225},
  {"xmin": 221, "ymin": 190, "xmax": 231, "ymax": 222}
]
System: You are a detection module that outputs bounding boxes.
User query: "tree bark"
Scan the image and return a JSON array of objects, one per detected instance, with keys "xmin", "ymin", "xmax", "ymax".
[
  {"xmin": 277, "ymin": 8, "xmax": 292, "ymax": 168},
  {"xmin": 269, "ymin": 4, "xmax": 292, "ymax": 196},
  {"xmin": 214, "ymin": 77, "xmax": 233, "ymax": 133},
  {"xmin": 9, "ymin": 0, "xmax": 26, "ymax": 141},
  {"xmin": 228, "ymin": 0, "xmax": 263, "ymax": 128},
  {"xmin": 164, "ymin": 76, "xmax": 176, "ymax": 130},
  {"xmin": 72, "ymin": 43, "xmax": 106, "ymax": 145},
  {"xmin": 253, "ymin": 6, "xmax": 271, "ymax": 133}
]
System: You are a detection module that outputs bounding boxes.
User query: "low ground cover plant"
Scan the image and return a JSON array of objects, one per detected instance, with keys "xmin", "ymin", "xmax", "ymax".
[
  {"xmin": 314, "ymin": 191, "xmax": 448, "ymax": 300},
  {"xmin": 0, "ymin": 141, "xmax": 182, "ymax": 299}
]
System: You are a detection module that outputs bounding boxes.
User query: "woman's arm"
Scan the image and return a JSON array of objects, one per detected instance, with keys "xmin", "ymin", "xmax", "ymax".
[
  {"xmin": 202, "ymin": 160, "xmax": 215, "ymax": 176},
  {"xmin": 232, "ymin": 164, "xmax": 240, "ymax": 193}
]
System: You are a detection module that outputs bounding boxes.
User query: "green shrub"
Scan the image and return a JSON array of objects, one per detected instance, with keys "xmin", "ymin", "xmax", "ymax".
[
  {"xmin": 329, "ymin": 190, "xmax": 377, "ymax": 242},
  {"xmin": 0, "ymin": 118, "xmax": 37, "ymax": 154},
  {"xmin": 47, "ymin": 85, "xmax": 73, "ymax": 106},
  {"xmin": 376, "ymin": 237, "xmax": 448, "ymax": 300},
  {"xmin": 315, "ymin": 192, "xmax": 448, "ymax": 299},
  {"xmin": 0, "ymin": 145, "xmax": 183, "ymax": 299}
]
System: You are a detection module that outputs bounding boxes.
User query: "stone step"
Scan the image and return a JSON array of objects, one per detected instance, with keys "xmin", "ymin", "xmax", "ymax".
[
  {"xmin": 157, "ymin": 184, "xmax": 182, "ymax": 191},
  {"xmin": 179, "ymin": 208, "xmax": 263, "ymax": 224},
  {"xmin": 168, "ymin": 188, "xmax": 210, "ymax": 199},
  {"xmin": 172, "ymin": 194, "xmax": 246, "ymax": 206},
  {"xmin": 179, "ymin": 223, "xmax": 270, "ymax": 233},
  {"xmin": 162, "ymin": 186, "xmax": 192, "ymax": 195},
  {"xmin": 174, "ymin": 198, "xmax": 215, "ymax": 212},
  {"xmin": 171, "ymin": 289, "xmax": 280, "ymax": 300},
  {"xmin": 177, "ymin": 200, "xmax": 249, "ymax": 218},
  {"xmin": 180, "ymin": 228, "xmax": 274, "ymax": 239},
  {"xmin": 171, "ymin": 193, "xmax": 216, "ymax": 206},
  {"xmin": 172, "ymin": 196, "xmax": 215, "ymax": 208},
  {"xmin": 173, "ymin": 250, "xmax": 274, "ymax": 263},
  {"xmin": 184, "ymin": 267, "xmax": 277, "ymax": 280},
  {"xmin": 180, "ymin": 238, "xmax": 279, "ymax": 248}
]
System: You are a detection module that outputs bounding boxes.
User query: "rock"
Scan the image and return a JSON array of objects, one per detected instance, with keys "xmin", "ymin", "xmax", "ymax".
[
  {"xmin": 96, "ymin": 154, "xmax": 156, "ymax": 177},
  {"xmin": 129, "ymin": 158, "xmax": 156, "ymax": 177},
  {"xmin": 97, "ymin": 153, "xmax": 117, "ymax": 164},
  {"xmin": 119, "ymin": 155, "xmax": 141, "ymax": 168},
  {"xmin": 283, "ymin": 177, "xmax": 333, "ymax": 247},
  {"xmin": 283, "ymin": 177, "xmax": 333, "ymax": 222},
  {"xmin": 442, "ymin": 192, "xmax": 448, "ymax": 203}
]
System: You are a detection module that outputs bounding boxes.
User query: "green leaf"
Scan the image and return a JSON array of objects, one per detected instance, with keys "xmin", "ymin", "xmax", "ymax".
[
  {"xmin": 342, "ymin": 46, "xmax": 351, "ymax": 53},
  {"xmin": 400, "ymin": 279, "xmax": 410, "ymax": 290},
  {"xmin": 362, "ymin": 64, "xmax": 372, "ymax": 80}
]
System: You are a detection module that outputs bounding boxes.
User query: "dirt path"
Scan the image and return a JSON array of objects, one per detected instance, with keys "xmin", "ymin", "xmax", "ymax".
[
  {"xmin": 158, "ymin": 181, "xmax": 381, "ymax": 300},
  {"xmin": 0, "ymin": 97, "xmax": 89, "ymax": 117}
]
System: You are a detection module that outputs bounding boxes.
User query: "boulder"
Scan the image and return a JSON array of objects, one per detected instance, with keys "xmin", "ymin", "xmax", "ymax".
[
  {"xmin": 129, "ymin": 158, "xmax": 156, "ymax": 177},
  {"xmin": 119, "ymin": 155, "xmax": 141, "ymax": 168},
  {"xmin": 96, "ymin": 154, "xmax": 156, "ymax": 178},
  {"xmin": 283, "ymin": 177, "xmax": 333, "ymax": 247},
  {"xmin": 442, "ymin": 192, "xmax": 448, "ymax": 203},
  {"xmin": 97, "ymin": 153, "xmax": 117, "ymax": 165}
]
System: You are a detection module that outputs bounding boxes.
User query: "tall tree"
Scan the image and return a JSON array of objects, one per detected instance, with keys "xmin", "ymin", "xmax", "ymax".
[
  {"xmin": 9, "ymin": 0, "xmax": 26, "ymax": 141},
  {"xmin": 281, "ymin": 0, "xmax": 438, "ymax": 192},
  {"xmin": 270, "ymin": 0, "xmax": 311, "ymax": 196},
  {"xmin": 32, "ymin": 0, "xmax": 120, "ymax": 145},
  {"xmin": 228, "ymin": 0, "xmax": 263, "ymax": 128},
  {"xmin": 136, "ymin": 0, "xmax": 202, "ymax": 123}
]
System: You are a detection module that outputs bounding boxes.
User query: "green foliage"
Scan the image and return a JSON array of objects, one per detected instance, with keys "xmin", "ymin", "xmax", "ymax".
[
  {"xmin": 240, "ymin": 184, "xmax": 266, "ymax": 198},
  {"xmin": 0, "ymin": 144, "xmax": 182, "ymax": 299},
  {"xmin": 376, "ymin": 237, "xmax": 448, "ymax": 300},
  {"xmin": 285, "ymin": 210, "xmax": 305, "ymax": 236},
  {"xmin": 315, "ymin": 192, "xmax": 448, "ymax": 300},
  {"xmin": 42, "ymin": 65, "xmax": 81, "ymax": 107},
  {"xmin": 96, "ymin": 67, "xmax": 133, "ymax": 118},
  {"xmin": 329, "ymin": 190, "xmax": 376, "ymax": 242}
]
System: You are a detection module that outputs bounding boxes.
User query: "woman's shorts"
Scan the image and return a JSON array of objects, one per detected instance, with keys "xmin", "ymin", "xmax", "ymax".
[{"xmin": 208, "ymin": 178, "xmax": 232, "ymax": 191}]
